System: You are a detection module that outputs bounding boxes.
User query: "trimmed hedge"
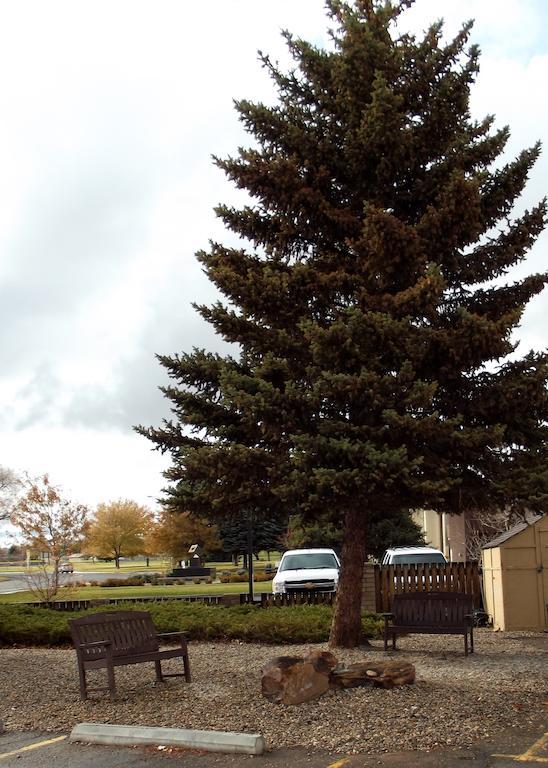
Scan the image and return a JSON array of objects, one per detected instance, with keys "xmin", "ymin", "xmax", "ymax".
[
  {"xmin": 99, "ymin": 574, "xmax": 162, "ymax": 587},
  {"xmin": 0, "ymin": 602, "xmax": 383, "ymax": 647},
  {"xmin": 219, "ymin": 571, "xmax": 273, "ymax": 583}
]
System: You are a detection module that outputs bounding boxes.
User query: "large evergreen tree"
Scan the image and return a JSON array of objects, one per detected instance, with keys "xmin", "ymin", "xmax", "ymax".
[
  {"xmin": 138, "ymin": 0, "xmax": 548, "ymax": 647},
  {"xmin": 220, "ymin": 514, "xmax": 286, "ymax": 564}
]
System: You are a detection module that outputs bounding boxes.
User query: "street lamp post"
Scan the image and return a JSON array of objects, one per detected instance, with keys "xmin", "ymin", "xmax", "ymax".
[{"xmin": 247, "ymin": 511, "xmax": 254, "ymax": 602}]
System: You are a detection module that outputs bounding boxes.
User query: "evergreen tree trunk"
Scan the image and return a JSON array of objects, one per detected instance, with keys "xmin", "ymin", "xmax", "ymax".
[{"xmin": 329, "ymin": 508, "xmax": 366, "ymax": 648}]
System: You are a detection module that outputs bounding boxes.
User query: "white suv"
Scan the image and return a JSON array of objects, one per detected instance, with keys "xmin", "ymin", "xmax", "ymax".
[
  {"xmin": 272, "ymin": 548, "xmax": 340, "ymax": 595},
  {"xmin": 381, "ymin": 546, "xmax": 447, "ymax": 566}
]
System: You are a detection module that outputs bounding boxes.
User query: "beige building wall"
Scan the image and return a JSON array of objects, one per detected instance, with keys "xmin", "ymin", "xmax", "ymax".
[{"xmin": 412, "ymin": 509, "xmax": 467, "ymax": 562}]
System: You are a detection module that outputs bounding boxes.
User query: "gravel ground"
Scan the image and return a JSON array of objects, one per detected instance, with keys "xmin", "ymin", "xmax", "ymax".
[{"xmin": 0, "ymin": 630, "xmax": 546, "ymax": 754}]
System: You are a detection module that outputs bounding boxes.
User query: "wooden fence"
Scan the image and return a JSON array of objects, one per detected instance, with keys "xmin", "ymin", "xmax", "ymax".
[
  {"xmin": 28, "ymin": 594, "xmax": 227, "ymax": 611},
  {"xmin": 23, "ymin": 563, "xmax": 482, "ymax": 613},
  {"xmin": 373, "ymin": 561, "xmax": 482, "ymax": 613},
  {"xmin": 28, "ymin": 591, "xmax": 336, "ymax": 611},
  {"xmin": 257, "ymin": 592, "xmax": 335, "ymax": 608}
]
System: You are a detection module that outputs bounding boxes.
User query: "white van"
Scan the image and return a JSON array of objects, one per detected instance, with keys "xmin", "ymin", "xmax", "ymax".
[{"xmin": 272, "ymin": 548, "xmax": 340, "ymax": 595}]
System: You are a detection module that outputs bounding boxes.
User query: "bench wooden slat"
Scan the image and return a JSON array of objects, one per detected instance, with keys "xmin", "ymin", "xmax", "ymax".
[{"xmin": 69, "ymin": 610, "xmax": 191, "ymax": 700}]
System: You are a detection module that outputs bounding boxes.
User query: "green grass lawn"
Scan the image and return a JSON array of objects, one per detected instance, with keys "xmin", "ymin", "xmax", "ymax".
[
  {"xmin": 71, "ymin": 559, "xmax": 172, "ymax": 572},
  {"xmin": 0, "ymin": 560, "xmax": 171, "ymax": 574},
  {"xmin": 0, "ymin": 580, "xmax": 273, "ymax": 603}
]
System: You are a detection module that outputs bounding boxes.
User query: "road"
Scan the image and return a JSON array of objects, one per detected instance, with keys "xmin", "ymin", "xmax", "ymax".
[{"xmin": 0, "ymin": 570, "xmax": 153, "ymax": 595}]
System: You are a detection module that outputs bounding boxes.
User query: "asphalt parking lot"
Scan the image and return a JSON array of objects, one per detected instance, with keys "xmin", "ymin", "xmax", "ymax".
[{"xmin": 0, "ymin": 727, "xmax": 546, "ymax": 768}]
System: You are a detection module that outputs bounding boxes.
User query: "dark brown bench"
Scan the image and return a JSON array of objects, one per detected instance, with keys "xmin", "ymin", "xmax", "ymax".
[
  {"xmin": 69, "ymin": 610, "xmax": 191, "ymax": 700},
  {"xmin": 383, "ymin": 592, "xmax": 474, "ymax": 655}
]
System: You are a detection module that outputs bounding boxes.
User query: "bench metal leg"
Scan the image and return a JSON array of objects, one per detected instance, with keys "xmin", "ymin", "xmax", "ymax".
[
  {"xmin": 107, "ymin": 666, "xmax": 116, "ymax": 700},
  {"xmin": 105, "ymin": 647, "xmax": 116, "ymax": 700},
  {"xmin": 383, "ymin": 631, "xmax": 397, "ymax": 653},
  {"xmin": 155, "ymin": 659, "xmax": 163, "ymax": 682},
  {"xmin": 77, "ymin": 661, "xmax": 87, "ymax": 700},
  {"xmin": 182, "ymin": 647, "xmax": 191, "ymax": 683}
]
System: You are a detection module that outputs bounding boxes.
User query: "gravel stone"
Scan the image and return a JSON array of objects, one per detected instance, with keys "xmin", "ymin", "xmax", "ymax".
[{"xmin": 0, "ymin": 630, "xmax": 546, "ymax": 754}]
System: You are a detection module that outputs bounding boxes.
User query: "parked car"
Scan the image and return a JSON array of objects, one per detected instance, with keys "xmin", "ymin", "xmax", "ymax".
[
  {"xmin": 272, "ymin": 548, "xmax": 340, "ymax": 595},
  {"xmin": 381, "ymin": 546, "xmax": 447, "ymax": 566},
  {"xmin": 59, "ymin": 562, "xmax": 74, "ymax": 573}
]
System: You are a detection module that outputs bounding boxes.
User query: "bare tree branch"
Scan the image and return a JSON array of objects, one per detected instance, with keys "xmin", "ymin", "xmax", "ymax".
[{"xmin": 0, "ymin": 466, "xmax": 23, "ymax": 521}]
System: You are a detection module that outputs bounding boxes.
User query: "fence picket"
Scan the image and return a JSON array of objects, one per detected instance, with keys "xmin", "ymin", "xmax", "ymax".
[{"xmin": 375, "ymin": 561, "xmax": 482, "ymax": 610}]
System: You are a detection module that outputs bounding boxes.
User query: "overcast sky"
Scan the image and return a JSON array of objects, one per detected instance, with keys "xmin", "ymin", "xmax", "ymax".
[{"xmin": 1, "ymin": 0, "xmax": 547, "ymax": 532}]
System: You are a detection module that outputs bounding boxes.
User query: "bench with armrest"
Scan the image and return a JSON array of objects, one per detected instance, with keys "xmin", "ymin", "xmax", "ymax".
[
  {"xmin": 69, "ymin": 610, "xmax": 191, "ymax": 700},
  {"xmin": 383, "ymin": 592, "xmax": 475, "ymax": 656}
]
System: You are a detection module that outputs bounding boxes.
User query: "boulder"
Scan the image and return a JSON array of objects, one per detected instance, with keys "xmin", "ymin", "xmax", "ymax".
[
  {"xmin": 303, "ymin": 649, "xmax": 338, "ymax": 674},
  {"xmin": 261, "ymin": 652, "xmax": 334, "ymax": 705},
  {"xmin": 261, "ymin": 653, "xmax": 414, "ymax": 705}
]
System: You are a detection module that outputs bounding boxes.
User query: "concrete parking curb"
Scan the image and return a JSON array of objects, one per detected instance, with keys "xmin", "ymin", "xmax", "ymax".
[{"xmin": 69, "ymin": 722, "xmax": 267, "ymax": 755}]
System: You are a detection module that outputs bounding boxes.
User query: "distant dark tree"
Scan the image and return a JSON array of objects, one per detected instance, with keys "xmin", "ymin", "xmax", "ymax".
[
  {"xmin": 7, "ymin": 544, "xmax": 25, "ymax": 560},
  {"xmin": 254, "ymin": 516, "xmax": 287, "ymax": 557},
  {"xmin": 138, "ymin": 0, "xmax": 548, "ymax": 647},
  {"xmin": 366, "ymin": 513, "xmax": 425, "ymax": 560},
  {"xmin": 282, "ymin": 514, "xmax": 343, "ymax": 552},
  {"xmin": 219, "ymin": 518, "xmax": 247, "ymax": 565},
  {"xmin": 220, "ymin": 514, "xmax": 287, "ymax": 566},
  {"xmin": 283, "ymin": 509, "xmax": 424, "ymax": 560}
]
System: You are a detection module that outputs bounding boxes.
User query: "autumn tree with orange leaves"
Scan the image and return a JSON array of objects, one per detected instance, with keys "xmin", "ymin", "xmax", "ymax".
[{"xmin": 11, "ymin": 474, "xmax": 88, "ymax": 599}]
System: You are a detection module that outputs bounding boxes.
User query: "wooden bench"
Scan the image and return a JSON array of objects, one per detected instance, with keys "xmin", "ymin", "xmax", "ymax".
[
  {"xmin": 69, "ymin": 610, "xmax": 191, "ymax": 700},
  {"xmin": 383, "ymin": 592, "xmax": 474, "ymax": 656}
]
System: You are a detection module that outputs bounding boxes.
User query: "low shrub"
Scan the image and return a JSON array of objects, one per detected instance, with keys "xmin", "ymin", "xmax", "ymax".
[
  {"xmin": 0, "ymin": 602, "xmax": 383, "ymax": 647},
  {"xmin": 229, "ymin": 573, "xmax": 248, "ymax": 583},
  {"xmin": 142, "ymin": 574, "xmax": 161, "ymax": 583},
  {"xmin": 228, "ymin": 571, "xmax": 273, "ymax": 583},
  {"xmin": 98, "ymin": 573, "xmax": 162, "ymax": 588},
  {"xmin": 100, "ymin": 576, "xmax": 147, "ymax": 588},
  {"xmin": 253, "ymin": 572, "xmax": 272, "ymax": 582}
]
